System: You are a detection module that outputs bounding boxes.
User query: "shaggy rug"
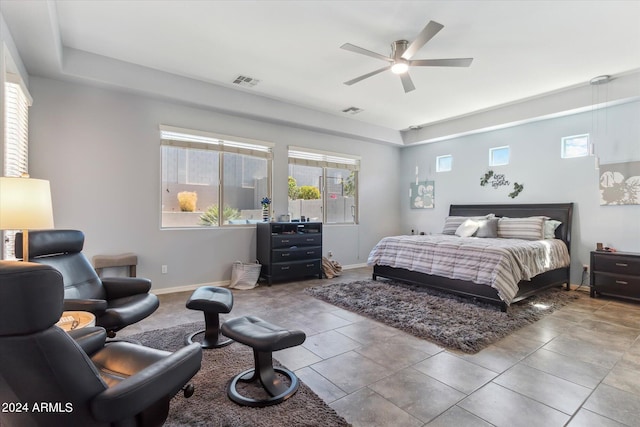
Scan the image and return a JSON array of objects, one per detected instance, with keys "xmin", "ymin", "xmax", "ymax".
[
  {"xmin": 305, "ymin": 279, "xmax": 579, "ymax": 353},
  {"xmin": 128, "ymin": 322, "xmax": 350, "ymax": 427}
]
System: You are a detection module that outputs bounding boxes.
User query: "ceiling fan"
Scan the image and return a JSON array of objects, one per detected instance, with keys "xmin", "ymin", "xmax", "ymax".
[{"xmin": 341, "ymin": 20, "xmax": 473, "ymax": 93}]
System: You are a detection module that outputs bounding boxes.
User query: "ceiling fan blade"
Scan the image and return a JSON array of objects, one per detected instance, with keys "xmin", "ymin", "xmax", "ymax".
[
  {"xmin": 344, "ymin": 66, "xmax": 392, "ymax": 85},
  {"xmin": 402, "ymin": 21, "xmax": 444, "ymax": 60},
  {"xmin": 410, "ymin": 58, "xmax": 474, "ymax": 67},
  {"xmin": 340, "ymin": 43, "xmax": 393, "ymax": 62},
  {"xmin": 400, "ymin": 73, "xmax": 415, "ymax": 93}
]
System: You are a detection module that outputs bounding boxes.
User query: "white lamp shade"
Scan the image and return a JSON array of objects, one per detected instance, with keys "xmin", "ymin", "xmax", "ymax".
[{"xmin": 0, "ymin": 177, "xmax": 54, "ymax": 230}]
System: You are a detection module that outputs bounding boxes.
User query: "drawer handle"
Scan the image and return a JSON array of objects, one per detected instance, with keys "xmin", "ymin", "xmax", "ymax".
[
  {"xmin": 281, "ymin": 239, "xmax": 290, "ymax": 243},
  {"xmin": 615, "ymin": 263, "xmax": 628, "ymax": 267},
  {"xmin": 615, "ymin": 280, "xmax": 628, "ymax": 285},
  {"xmin": 305, "ymin": 238, "xmax": 315, "ymax": 242},
  {"xmin": 306, "ymin": 251, "xmax": 315, "ymax": 255},
  {"xmin": 306, "ymin": 264, "xmax": 315, "ymax": 268},
  {"xmin": 281, "ymin": 253, "xmax": 290, "ymax": 257},
  {"xmin": 281, "ymin": 266, "xmax": 290, "ymax": 270}
]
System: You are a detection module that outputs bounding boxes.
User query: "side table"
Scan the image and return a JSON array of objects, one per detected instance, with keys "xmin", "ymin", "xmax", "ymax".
[{"xmin": 56, "ymin": 311, "xmax": 96, "ymax": 332}]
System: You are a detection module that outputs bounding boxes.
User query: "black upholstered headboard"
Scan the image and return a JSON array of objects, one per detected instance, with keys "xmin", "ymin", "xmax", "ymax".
[{"xmin": 449, "ymin": 203, "xmax": 574, "ymax": 252}]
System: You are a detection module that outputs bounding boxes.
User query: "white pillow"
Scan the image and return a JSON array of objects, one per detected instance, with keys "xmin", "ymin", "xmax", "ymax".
[
  {"xmin": 442, "ymin": 214, "xmax": 493, "ymax": 235},
  {"xmin": 544, "ymin": 220, "xmax": 562, "ymax": 239},
  {"xmin": 455, "ymin": 219, "xmax": 479, "ymax": 237}
]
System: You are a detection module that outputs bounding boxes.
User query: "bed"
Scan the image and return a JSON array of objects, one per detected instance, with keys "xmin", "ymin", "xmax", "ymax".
[{"xmin": 369, "ymin": 203, "xmax": 573, "ymax": 311}]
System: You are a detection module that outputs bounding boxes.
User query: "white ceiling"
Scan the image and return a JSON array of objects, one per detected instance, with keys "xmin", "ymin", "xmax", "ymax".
[{"xmin": 2, "ymin": 1, "xmax": 640, "ymax": 142}]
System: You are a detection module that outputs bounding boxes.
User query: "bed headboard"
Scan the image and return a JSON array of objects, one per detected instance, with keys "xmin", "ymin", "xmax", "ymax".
[{"xmin": 449, "ymin": 203, "xmax": 574, "ymax": 251}]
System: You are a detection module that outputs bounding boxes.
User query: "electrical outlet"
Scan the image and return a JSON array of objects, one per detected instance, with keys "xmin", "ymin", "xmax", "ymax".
[
  {"xmin": 161, "ymin": 265, "xmax": 168, "ymax": 274},
  {"xmin": 328, "ymin": 251, "xmax": 333, "ymax": 258},
  {"xmin": 583, "ymin": 264, "xmax": 589, "ymax": 273}
]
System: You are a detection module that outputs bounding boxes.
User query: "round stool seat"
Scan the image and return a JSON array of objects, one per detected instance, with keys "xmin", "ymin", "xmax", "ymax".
[
  {"xmin": 221, "ymin": 316, "xmax": 306, "ymax": 407},
  {"xmin": 185, "ymin": 286, "xmax": 234, "ymax": 349}
]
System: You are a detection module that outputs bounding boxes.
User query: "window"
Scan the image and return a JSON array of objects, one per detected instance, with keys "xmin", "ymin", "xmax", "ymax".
[
  {"xmin": 288, "ymin": 147, "xmax": 359, "ymax": 224},
  {"xmin": 436, "ymin": 155, "xmax": 452, "ymax": 172},
  {"xmin": 160, "ymin": 126, "xmax": 272, "ymax": 228},
  {"xmin": 2, "ymin": 75, "xmax": 32, "ymax": 259},
  {"xmin": 489, "ymin": 146, "xmax": 510, "ymax": 166},
  {"xmin": 561, "ymin": 134, "xmax": 590, "ymax": 158}
]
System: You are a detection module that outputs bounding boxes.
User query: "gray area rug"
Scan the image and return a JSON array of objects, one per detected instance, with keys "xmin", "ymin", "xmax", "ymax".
[
  {"xmin": 306, "ymin": 279, "xmax": 579, "ymax": 353},
  {"xmin": 129, "ymin": 322, "xmax": 350, "ymax": 427}
]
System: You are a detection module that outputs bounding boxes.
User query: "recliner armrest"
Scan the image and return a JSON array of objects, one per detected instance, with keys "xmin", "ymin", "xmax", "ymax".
[
  {"xmin": 68, "ymin": 327, "xmax": 107, "ymax": 356},
  {"xmin": 90, "ymin": 343, "xmax": 202, "ymax": 422},
  {"xmin": 101, "ymin": 277, "xmax": 152, "ymax": 299},
  {"xmin": 64, "ymin": 298, "xmax": 108, "ymax": 314}
]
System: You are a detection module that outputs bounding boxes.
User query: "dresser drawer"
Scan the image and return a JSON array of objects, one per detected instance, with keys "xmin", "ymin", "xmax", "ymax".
[
  {"xmin": 269, "ymin": 259, "xmax": 322, "ymax": 278},
  {"xmin": 592, "ymin": 254, "xmax": 640, "ymax": 275},
  {"xmin": 272, "ymin": 234, "xmax": 322, "ymax": 248},
  {"xmin": 592, "ymin": 273, "xmax": 640, "ymax": 300},
  {"xmin": 272, "ymin": 246, "xmax": 321, "ymax": 262}
]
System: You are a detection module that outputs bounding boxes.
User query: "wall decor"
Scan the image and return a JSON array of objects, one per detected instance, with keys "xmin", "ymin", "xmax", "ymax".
[
  {"xmin": 599, "ymin": 161, "xmax": 640, "ymax": 205},
  {"xmin": 410, "ymin": 181, "xmax": 435, "ymax": 209},
  {"xmin": 480, "ymin": 170, "xmax": 524, "ymax": 198}
]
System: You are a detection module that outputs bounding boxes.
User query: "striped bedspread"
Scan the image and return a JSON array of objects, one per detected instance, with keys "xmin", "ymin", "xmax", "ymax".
[{"xmin": 367, "ymin": 235, "xmax": 570, "ymax": 304}]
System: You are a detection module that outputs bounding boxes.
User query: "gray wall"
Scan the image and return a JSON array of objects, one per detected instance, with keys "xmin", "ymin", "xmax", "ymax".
[
  {"xmin": 400, "ymin": 101, "xmax": 640, "ymax": 284},
  {"xmin": 28, "ymin": 76, "xmax": 401, "ymax": 291}
]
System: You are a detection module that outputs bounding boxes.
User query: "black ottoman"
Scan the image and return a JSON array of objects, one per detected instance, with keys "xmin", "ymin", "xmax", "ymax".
[
  {"xmin": 221, "ymin": 316, "xmax": 306, "ymax": 407},
  {"xmin": 185, "ymin": 286, "xmax": 234, "ymax": 349}
]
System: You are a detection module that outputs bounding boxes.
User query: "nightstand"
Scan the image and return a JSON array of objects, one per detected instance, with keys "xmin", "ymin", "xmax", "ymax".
[{"xmin": 590, "ymin": 250, "xmax": 640, "ymax": 302}]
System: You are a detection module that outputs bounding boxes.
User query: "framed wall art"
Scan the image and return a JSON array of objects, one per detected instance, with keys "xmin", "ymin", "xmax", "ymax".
[{"xmin": 409, "ymin": 181, "xmax": 435, "ymax": 209}]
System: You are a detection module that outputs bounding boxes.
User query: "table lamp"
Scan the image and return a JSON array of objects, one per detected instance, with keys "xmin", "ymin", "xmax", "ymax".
[{"xmin": 0, "ymin": 175, "xmax": 54, "ymax": 261}]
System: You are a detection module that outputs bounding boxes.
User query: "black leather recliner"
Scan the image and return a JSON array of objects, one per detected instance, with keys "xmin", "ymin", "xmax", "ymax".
[
  {"xmin": 16, "ymin": 229, "xmax": 159, "ymax": 337},
  {"xmin": 0, "ymin": 261, "xmax": 202, "ymax": 427}
]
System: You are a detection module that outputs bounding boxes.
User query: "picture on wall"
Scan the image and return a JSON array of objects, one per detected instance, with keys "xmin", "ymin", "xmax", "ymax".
[
  {"xmin": 599, "ymin": 161, "xmax": 640, "ymax": 205},
  {"xmin": 410, "ymin": 181, "xmax": 435, "ymax": 209}
]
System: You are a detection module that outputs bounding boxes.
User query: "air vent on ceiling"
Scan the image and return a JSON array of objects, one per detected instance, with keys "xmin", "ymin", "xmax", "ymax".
[
  {"xmin": 232, "ymin": 75, "xmax": 260, "ymax": 87},
  {"xmin": 341, "ymin": 106, "xmax": 364, "ymax": 115}
]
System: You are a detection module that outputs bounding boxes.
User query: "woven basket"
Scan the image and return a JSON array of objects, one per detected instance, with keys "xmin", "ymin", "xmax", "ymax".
[{"xmin": 229, "ymin": 261, "xmax": 261, "ymax": 290}]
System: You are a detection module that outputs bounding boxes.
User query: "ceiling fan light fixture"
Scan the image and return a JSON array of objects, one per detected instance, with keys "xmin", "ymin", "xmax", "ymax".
[{"xmin": 391, "ymin": 61, "xmax": 409, "ymax": 75}]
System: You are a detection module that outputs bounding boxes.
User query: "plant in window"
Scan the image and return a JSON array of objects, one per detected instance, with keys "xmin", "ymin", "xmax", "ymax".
[
  {"xmin": 343, "ymin": 171, "xmax": 356, "ymax": 197},
  {"xmin": 177, "ymin": 191, "xmax": 198, "ymax": 212},
  {"xmin": 298, "ymin": 186, "xmax": 321, "ymax": 200},
  {"xmin": 261, "ymin": 197, "xmax": 271, "ymax": 208},
  {"xmin": 199, "ymin": 205, "xmax": 240, "ymax": 226},
  {"xmin": 288, "ymin": 176, "xmax": 299, "ymax": 199}
]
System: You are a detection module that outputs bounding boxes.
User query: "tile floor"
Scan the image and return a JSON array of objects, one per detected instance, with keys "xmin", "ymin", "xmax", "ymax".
[{"xmin": 120, "ymin": 267, "xmax": 640, "ymax": 427}]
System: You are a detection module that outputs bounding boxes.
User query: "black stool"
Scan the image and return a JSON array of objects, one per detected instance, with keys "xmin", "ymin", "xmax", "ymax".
[
  {"xmin": 185, "ymin": 286, "xmax": 233, "ymax": 348},
  {"xmin": 221, "ymin": 316, "xmax": 306, "ymax": 407}
]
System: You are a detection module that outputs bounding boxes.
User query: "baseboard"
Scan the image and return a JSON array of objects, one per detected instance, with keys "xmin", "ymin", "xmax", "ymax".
[
  {"xmin": 152, "ymin": 263, "xmax": 371, "ymax": 295},
  {"xmin": 153, "ymin": 279, "xmax": 231, "ymax": 295}
]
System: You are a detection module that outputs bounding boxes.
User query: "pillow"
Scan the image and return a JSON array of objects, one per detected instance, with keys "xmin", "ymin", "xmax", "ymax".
[
  {"xmin": 544, "ymin": 220, "xmax": 562, "ymax": 239},
  {"xmin": 475, "ymin": 218, "xmax": 499, "ymax": 238},
  {"xmin": 497, "ymin": 217, "xmax": 546, "ymax": 240},
  {"xmin": 442, "ymin": 214, "xmax": 493, "ymax": 235},
  {"xmin": 455, "ymin": 219, "xmax": 479, "ymax": 237}
]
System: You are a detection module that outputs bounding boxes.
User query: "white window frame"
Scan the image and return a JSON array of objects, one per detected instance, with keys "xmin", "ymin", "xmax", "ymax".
[
  {"xmin": 3, "ymin": 73, "xmax": 33, "ymax": 259},
  {"xmin": 489, "ymin": 145, "xmax": 510, "ymax": 166},
  {"xmin": 160, "ymin": 125, "xmax": 273, "ymax": 228},
  {"xmin": 561, "ymin": 134, "xmax": 590, "ymax": 159},
  {"xmin": 288, "ymin": 146, "xmax": 360, "ymax": 224},
  {"xmin": 436, "ymin": 155, "xmax": 452, "ymax": 172}
]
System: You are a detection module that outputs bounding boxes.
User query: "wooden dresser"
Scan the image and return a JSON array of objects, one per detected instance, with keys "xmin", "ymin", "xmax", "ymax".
[
  {"xmin": 256, "ymin": 222, "xmax": 323, "ymax": 284},
  {"xmin": 590, "ymin": 250, "xmax": 640, "ymax": 302}
]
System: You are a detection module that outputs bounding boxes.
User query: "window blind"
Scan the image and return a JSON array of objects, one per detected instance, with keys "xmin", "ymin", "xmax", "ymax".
[
  {"xmin": 4, "ymin": 78, "xmax": 31, "ymax": 177},
  {"xmin": 288, "ymin": 146, "xmax": 360, "ymax": 171},
  {"xmin": 160, "ymin": 125, "xmax": 272, "ymax": 159}
]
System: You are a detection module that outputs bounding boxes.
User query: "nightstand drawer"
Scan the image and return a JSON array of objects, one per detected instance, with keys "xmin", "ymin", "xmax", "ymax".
[
  {"xmin": 593, "ymin": 254, "xmax": 640, "ymax": 275},
  {"xmin": 592, "ymin": 273, "xmax": 640, "ymax": 299}
]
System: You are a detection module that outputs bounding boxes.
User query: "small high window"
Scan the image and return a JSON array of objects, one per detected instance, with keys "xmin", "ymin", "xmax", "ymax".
[
  {"xmin": 489, "ymin": 146, "xmax": 510, "ymax": 166},
  {"xmin": 561, "ymin": 134, "xmax": 590, "ymax": 158},
  {"xmin": 436, "ymin": 155, "xmax": 452, "ymax": 172}
]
